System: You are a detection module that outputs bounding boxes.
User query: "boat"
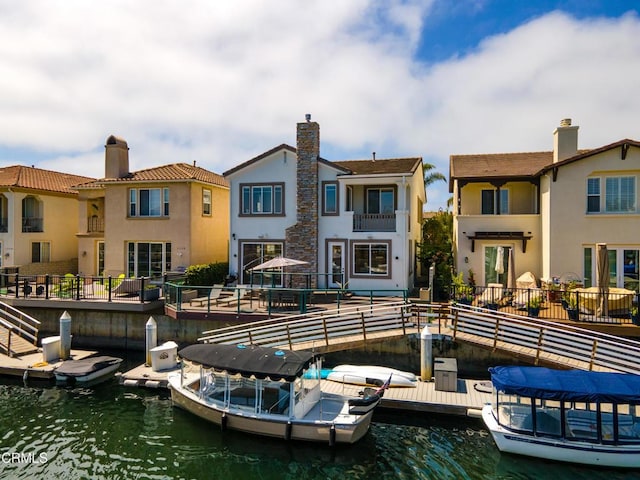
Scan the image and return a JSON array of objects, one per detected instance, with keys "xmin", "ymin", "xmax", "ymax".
[
  {"xmin": 326, "ymin": 364, "xmax": 417, "ymax": 387},
  {"xmin": 482, "ymin": 366, "xmax": 640, "ymax": 468},
  {"xmin": 167, "ymin": 344, "xmax": 386, "ymax": 445},
  {"xmin": 54, "ymin": 355, "xmax": 123, "ymax": 385}
]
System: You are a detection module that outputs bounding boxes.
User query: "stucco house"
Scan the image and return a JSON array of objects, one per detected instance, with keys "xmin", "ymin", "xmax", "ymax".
[
  {"xmin": 224, "ymin": 116, "xmax": 426, "ymax": 293},
  {"xmin": 75, "ymin": 136, "xmax": 229, "ymax": 278},
  {"xmin": 450, "ymin": 118, "xmax": 640, "ymax": 291},
  {"xmin": 0, "ymin": 166, "xmax": 95, "ymax": 275}
]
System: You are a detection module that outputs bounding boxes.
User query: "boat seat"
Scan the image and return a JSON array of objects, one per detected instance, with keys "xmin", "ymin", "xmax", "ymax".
[{"xmin": 566, "ymin": 410, "xmax": 636, "ymax": 439}]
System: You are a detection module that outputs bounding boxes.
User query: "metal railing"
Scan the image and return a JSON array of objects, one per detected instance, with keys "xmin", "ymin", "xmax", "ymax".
[
  {"xmin": 353, "ymin": 213, "xmax": 396, "ymax": 232},
  {"xmin": 444, "ymin": 304, "xmax": 640, "ymax": 374},
  {"xmin": 0, "ymin": 274, "xmax": 162, "ymax": 304},
  {"xmin": 197, "ymin": 300, "xmax": 415, "ymax": 350},
  {"xmin": 450, "ymin": 284, "xmax": 639, "ymax": 325},
  {"xmin": 0, "ymin": 301, "xmax": 40, "ymax": 357}
]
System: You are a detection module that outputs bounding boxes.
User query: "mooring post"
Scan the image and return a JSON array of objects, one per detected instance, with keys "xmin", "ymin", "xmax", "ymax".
[
  {"xmin": 59, "ymin": 311, "xmax": 71, "ymax": 360},
  {"xmin": 145, "ymin": 316, "xmax": 158, "ymax": 366},
  {"xmin": 420, "ymin": 326, "xmax": 433, "ymax": 382}
]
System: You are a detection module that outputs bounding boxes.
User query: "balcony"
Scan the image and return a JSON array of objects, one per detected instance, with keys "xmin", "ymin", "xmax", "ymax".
[
  {"xmin": 353, "ymin": 213, "xmax": 396, "ymax": 232},
  {"xmin": 22, "ymin": 217, "xmax": 43, "ymax": 233},
  {"xmin": 87, "ymin": 215, "xmax": 104, "ymax": 233}
]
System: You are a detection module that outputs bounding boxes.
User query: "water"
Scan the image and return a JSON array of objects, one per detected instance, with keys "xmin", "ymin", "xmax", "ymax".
[{"xmin": 0, "ymin": 356, "xmax": 638, "ymax": 479}]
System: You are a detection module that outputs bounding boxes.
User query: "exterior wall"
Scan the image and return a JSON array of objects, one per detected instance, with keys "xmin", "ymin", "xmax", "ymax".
[
  {"xmin": 104, "ymin": 183, "xmax": 193, "ymax": 277},
  {"xmin": 189, "ymin": 183, "xmax": 229, "ymax": 267},
  {"xmin": 544, "ymin": 146, "xmax": 640, "ymax": 283},
  {"xmin": 459, "ymin": 182, "xmax": 537, "ymax": 215},
  {"xmin": 227, "ymin": 149, "xmax": 298, "ymax": 278},
  {"xmin": 0, "ymin": 190, "xmax": 80, "ymax": 270}
]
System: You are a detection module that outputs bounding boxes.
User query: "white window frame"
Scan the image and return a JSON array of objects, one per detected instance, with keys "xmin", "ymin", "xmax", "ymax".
[
  {"xmin": 352, "ymin": 241, "xmax": 390, "ymax": 277},
  {"xmin": 129, "ymin": 188, "xmax": 170, "ymax": 217},
  {"xmin": 31, "ymin": 241, "xmax": 50, "ymax": 263},
  {"xmin": 203, "ymin": 188, "xmax": 212, "ymax": 216}
]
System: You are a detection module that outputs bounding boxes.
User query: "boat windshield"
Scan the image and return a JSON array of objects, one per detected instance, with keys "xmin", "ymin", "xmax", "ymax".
[{"xmin": 493, "ymin": 390, "xmax": 640, "ymax": 443}]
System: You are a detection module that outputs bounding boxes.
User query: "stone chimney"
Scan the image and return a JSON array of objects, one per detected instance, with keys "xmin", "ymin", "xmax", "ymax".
[
  {"xmin": 285, "ymin": 115, "xmax": 319, "ymax": 288},
  {"xmin": 553, "ymin": 118, "xmax": 578, "ymax": 163},
  {"xmin": 105, "ymin": 135, "xmax": 130, "ymax": 178}
]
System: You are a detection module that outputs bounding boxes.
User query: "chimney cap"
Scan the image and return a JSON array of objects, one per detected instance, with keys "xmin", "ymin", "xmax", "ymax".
[
  {"xmin": 559, "ymin": 118, "xmax": 572, "ymax": 127},
  {"xmin": 305, "ymin": 114, "xmax": 311, "ymax": 122}
]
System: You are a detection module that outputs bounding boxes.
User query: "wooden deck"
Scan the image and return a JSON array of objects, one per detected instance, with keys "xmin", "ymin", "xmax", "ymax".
[
  {"xmin": 0, "ymin": 325, "xmax": 39, "ymax": 357},
  {"xmin": 0, "ymin": 349, "xmax": 98, "ymax": 380}
]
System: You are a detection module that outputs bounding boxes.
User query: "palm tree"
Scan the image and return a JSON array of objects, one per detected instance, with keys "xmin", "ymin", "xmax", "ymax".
[{"xmin": 423, "ymin": 162, "xmax": 446, "ymax": 188}]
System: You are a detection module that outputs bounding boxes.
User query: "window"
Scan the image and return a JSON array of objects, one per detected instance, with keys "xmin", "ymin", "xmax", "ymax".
[
  {"xmin": 587, "ymin": 176, "xmax": 636, "ymax": 213},
  {"xmin": 0, "ymin": 195, "xmax": 7, "ymax": 232},
  {"xmin": 353, "ymin": 242, "xmax": 390, "ymax": 277},
  {"xmin": 482, "ymin": 189, "xmax": 508, "ymax": 214},
  {"xmin": 240, "ymin": 184, "xmax": 284, "ymax": 215},
  {"xmin": 346, "ymin": 186, "xmax": 353, "ymax": 211},
  {"xmin": 129, "ymin": 188, "xmax": 170, "ymax": 217},
  {"xmin": 240, "ymin": 242, "xmax": 283, "ymax": 285},
  {"xmin": 587, "ymin": 178, "xmax": 600, "ymax": 213},
  {"xmin": 127, "ymin": 242, "xmax": 171, "ymax": 277},
  {"xmin": 203, "ymin": 189, "xmax": 212, "ymax": 216},
  {"xmin": 22, "ymin": 196, "xmax": 43, "ymax": 232},
  {"xmin": 366, "ymin": 188, "xmax": 394, "ymax": 214},
  {"xmin": 322, "ymin": 182, "xmax": 338, "ymax": 215},
  {"xmin": 606, "ymin": 177, "xmax": 635, "ymax": 212},
  {"xmin": 31, "ymin": 242, "xmax": 50, "ymax": 263}
]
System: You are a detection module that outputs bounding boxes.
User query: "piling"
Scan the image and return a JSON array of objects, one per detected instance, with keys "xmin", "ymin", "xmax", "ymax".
[
  {"xmin": 59, "ymin": 311, "xmax": 71, "ymax": 360},
  {"xmin": 420, "ymin": 326, "xmax": 433, "ymax": 381},
  {"xmin": 145, "ymin": 316, "xmax": 157, "ymax": 366}
]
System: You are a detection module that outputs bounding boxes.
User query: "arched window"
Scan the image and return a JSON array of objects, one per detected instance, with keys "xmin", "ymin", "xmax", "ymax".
[{"xmin": 22, "ymin": 196, "xmax": 43, "ymax": 232}]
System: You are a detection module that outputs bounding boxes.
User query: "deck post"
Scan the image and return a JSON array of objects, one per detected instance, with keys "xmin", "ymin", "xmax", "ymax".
[
  {"xmin": 59, "ymin": 311, "xmax": 71, "ymax": 360},
  {"xmin": 420, "ymin": 326, "xmax": 433, "ymax": 381}
]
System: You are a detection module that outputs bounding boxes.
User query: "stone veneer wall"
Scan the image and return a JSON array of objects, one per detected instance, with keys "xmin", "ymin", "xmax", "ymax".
[
  {"xmin": 285, "ymin": 120, "xmax": 319, "ymax": 288},
  {"xmin": 17, "ymin": 259, "xmax": 78, "ymax": 276}
]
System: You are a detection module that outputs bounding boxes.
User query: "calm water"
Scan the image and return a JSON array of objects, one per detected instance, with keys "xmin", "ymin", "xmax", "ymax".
[{"xmin": 0, "ymin": 355, "xmax": 638, "ymax": 479}]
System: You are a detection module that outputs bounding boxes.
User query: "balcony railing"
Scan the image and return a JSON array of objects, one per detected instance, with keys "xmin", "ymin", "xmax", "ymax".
[
  {"xmin": 22, "ymin": 217, "xmax": 43, "ymax": 233},
  {"xmin": 87, "ymin": 216, "xmax": 104, "ymax": 233},
  {"xmin": 353, "ymin": 213, "xmax": 396, "ymax": 232}
]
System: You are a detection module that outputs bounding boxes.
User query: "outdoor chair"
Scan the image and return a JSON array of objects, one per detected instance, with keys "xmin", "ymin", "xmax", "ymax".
[
  {"xmin": 190, "ymin": 285, "xmax": 224, "ymax": 307},
  {"xmin": 478, "ymin": 283, "xmax": 504, "ymax": 307},
  {"xmin": 216, "ymin": 286, "xmax": 248, "ymax": 306}
]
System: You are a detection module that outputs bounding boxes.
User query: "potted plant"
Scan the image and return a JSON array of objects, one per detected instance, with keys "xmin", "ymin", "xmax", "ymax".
[
  {"xmin": 142, "ymin": 285, "xmax": 161, "ymax": 301},
  {"xmin": 452, "ymin": 272, "xmax": 474, "ymax": 305},
  {"xmin": 563, "ymin": 291, "xmax": 579, "ymax": 320},
  {"xmin": 526, "ymin": 296, "xmax": 542, "ymax": 317},
  {"xmin": 631, "ymin": 305, "xmax": 639, "ymax": 325}
]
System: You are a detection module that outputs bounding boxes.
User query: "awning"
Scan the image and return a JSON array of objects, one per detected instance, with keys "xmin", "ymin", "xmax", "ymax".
[
  {"xmin": 178, "ymin": 343, "xmax": 314, "ymax": 382},
  {"xmin": 489, "ymin": 366, "xmax": 640, "ymax": 404}
]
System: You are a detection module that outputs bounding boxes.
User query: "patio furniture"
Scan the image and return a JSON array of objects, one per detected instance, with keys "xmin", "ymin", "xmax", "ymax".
[
  {"xmin": 478, "ymin": 283, "xmax": 504, "ymax": 307},
  {"xmin": 190, "ymin": 285, "xmax": 224, "ymax": 307},
  {"xmin": 216, "ymin": 286, "xmax": 248, "ymax": 306}
]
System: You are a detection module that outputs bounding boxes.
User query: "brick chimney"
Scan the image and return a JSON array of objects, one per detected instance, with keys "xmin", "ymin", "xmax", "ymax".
[
  {"xmin": 553, "ymin": 118, "xmax": 578, "ymax": 163},
  {"xmin": 105, "ymin": 135, "xmax": 130, "ymax": 178},
  {"xmin": 285, "ymin": 115, "xmax": 319, "ymax": 288}
]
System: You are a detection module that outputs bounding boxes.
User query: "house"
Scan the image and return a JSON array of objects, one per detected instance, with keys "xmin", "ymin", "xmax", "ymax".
[
  {"xmin": 75, "ymin": 135, "xmax": 229, "ymax": 278},
  {"xmin": 0, "ymin": 165, "xmax": 95, "ymax": 275},
  {"xmin": 450, "ymin": 118, "xmax": 640, "ymax": 291},
  {"xmin": 224, "ymin": 115, "xmax": 426, "ymax": 293}
]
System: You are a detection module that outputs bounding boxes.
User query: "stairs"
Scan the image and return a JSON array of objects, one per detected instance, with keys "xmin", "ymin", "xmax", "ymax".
[{"xmin": 0, "ymin": 302, "xmax": 40, "ymax": 357}]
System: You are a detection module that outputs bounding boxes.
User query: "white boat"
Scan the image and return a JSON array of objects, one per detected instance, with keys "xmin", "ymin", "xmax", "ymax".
[
  {"xmin": 327, "ymin": 364, "xmax": 417, "ymax": 387},
  {"xmin": 482, "ymin": 366, "xmax": 640, "ymax": 468},
  {"xmin": 54, "ymin": 355, "xmax": 123, "ymax": 385},
  {"xmin": 168, "ymin": 344, "xmax": 386, "ymax": 445}
]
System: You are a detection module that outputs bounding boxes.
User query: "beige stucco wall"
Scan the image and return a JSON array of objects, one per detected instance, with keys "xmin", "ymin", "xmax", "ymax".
[
  {"xmin": 1, "ymin": 190, "xmax": 80, "ymax": 270},
  {"xmin": 189, "ymin": 183, "xmax": 229, "ymax": 266},
  {"xmin": 459, "ymin": 182, "xmax": 537, "ymax": 215},
  {"xmin": 543, "ymin": 146, "xmax": 640, "ymax": 282}
]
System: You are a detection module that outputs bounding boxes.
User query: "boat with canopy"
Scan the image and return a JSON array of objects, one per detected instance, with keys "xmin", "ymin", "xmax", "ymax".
[
  {"xmin": 167, "ymin": 343, "xmax": 385, "ymax": 445},
  {"xmin": 482, "ymin": 366, "xmax": 640, "ymax": 468}
]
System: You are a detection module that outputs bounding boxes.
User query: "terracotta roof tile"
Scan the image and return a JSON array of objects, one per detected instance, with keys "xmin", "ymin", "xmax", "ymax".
[
  {"xmin": 0, "ymin": 165, "xmax": 95, "ymax": 194},
  {"xmin": 87, "ymin": 163, "xmax": 228, "ymax": 188}
]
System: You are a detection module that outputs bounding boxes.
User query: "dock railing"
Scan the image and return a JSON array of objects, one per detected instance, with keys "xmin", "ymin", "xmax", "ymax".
[
  {"xmin": 0, "ymin": 300, "xmax": 40, "ymax": 357},
  {"xmin": 445, "ymin": 304, "xmax": 640, "ymax": 374},
  {"xmin": 198, "ymin": 300, "xmax": 415, "ymax": 350}
]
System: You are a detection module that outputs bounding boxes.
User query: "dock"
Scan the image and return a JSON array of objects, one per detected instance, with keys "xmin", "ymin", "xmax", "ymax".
[
  {"xmin": 117, "ymin": 363, "xmax": 178, "ymax": 389},
  {"xmin": 0, "ymin": 349, "xmax": 99, "ymax": 380}
]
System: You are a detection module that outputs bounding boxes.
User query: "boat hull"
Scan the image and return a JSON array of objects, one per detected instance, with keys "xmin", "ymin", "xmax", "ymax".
[
  {"xmin": 55, "ymin": 359, "xmax": 122, "ymax": 384},
  {"xmin": 168, "ymin": 374, "xmax": 373, "ymax": 444},
  {"xmin": 482, "ymin": 405, "xmax": 640, "ymax": 468},
  {"xmin": 327, "ymin": 365, "xmax": 416, "ymax": 387}
]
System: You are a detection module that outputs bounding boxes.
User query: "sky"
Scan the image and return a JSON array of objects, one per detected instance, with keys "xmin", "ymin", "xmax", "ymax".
[{"xmin": 1, "ymin": 0, "xmax": 639, "ymax": 210}]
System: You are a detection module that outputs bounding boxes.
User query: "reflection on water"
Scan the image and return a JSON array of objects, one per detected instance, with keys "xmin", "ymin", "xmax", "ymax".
[{"xmin": 0, "ymin": 377, "xmax": 639, "ymax": 479}]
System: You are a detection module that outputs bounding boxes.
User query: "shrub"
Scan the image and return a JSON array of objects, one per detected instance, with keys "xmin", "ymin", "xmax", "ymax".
[{"xmin": 184, "ymin": 262, "xmax": 229, "ymax": 287}]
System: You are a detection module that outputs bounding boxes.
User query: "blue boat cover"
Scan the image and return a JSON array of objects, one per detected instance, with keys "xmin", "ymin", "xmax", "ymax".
[{"xmin": 489, "ymin": 366, "xmax": 640, "ymax": 404}]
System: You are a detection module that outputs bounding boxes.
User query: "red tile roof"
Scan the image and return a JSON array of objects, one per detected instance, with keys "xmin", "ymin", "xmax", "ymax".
[
  {"xmin": 85, "ymin": 163, "xmax": 228, "ymax": 188},
  {"xmin": 0, "ymin": 165, "xmax": 95, "ymax": 195}
]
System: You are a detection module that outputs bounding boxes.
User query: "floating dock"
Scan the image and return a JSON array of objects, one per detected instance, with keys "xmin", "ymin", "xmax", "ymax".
[{"xmin": 117, "ymin": 363, "xmax": 178, "ymax": 389}]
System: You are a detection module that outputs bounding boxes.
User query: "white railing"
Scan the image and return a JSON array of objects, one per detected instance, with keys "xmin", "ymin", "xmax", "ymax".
[
  {"xmin": 198, "ymin": 301, "xmax": 414, "ymax": 350},
  {"xmin": 0, "ymin": 301, "xmax": 40, "ymax": 356},
  {"xmin": 447, "ymin": 304, "xmax": 640, "ymax": 374}
]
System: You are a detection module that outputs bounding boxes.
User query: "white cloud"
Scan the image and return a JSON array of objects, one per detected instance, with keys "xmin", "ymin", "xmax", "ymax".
[{"xmin": 0, "ymin": 2, "xmax": 638, "ymax": 210}]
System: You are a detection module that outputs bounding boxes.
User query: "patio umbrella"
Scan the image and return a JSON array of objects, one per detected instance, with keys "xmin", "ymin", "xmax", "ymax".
[
  {"xmin": 507, "ymin": 248, "xmax": 516, "ymax": 290},
  {"xmin": 249, "ymin": 256, "xmax": 309, "ymax": 271},
  {"xmin": 596, "ymin": 243, "xmax": 609, "ymax": 317},
  {"xmin": 495, "ymin": 247, "xmax": 505, "ymax": 275}
]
